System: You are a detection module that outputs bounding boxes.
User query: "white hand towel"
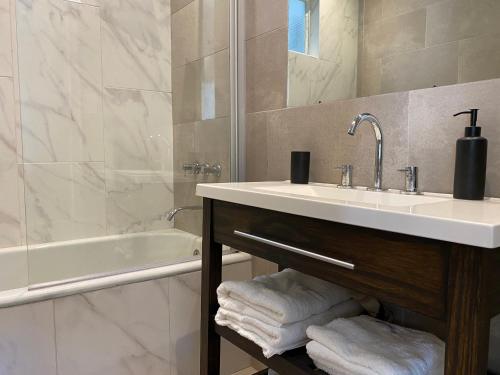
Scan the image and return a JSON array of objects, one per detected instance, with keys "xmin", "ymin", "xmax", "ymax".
[
  {"xmin": 306, "ymin": 315, "xmax": 445, "ymax": 375},
  {"xmin": 216, "ymin": 299, "xmax": 363, "ymax": 358},
  {"xmin": 307, "ymin": 341, "xmax": 358, "ymax": 375},
  {"xmin": 217, "ymin": 269, "xmax": 352, "ymax": 325}
]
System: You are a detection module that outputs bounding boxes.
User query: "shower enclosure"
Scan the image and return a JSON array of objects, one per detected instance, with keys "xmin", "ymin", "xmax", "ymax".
[
  {"xmin": 0, "ymin": 1, "xmax": 253, "ymax": 373},
  {"xmin": 0, "ymin": 0, "xmax": 245, "ymax": 298}
]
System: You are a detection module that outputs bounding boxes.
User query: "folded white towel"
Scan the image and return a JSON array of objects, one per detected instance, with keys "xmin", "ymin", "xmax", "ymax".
[
  {"xmin": 217, "ymin": 269, "xmax": 352, "ymax": 325},
  {"xmin": 216, "ymin": 299, "xmax": 363, "ymax": 358},
  {"xmin": 307, "ymin": 341, "xmax": 361, "ymax": 375},
  {"xmin": 306, "ymin": 316, "xmax": 445, "ymax": 375}
]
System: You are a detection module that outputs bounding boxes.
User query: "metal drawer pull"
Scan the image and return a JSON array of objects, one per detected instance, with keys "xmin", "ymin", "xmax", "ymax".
[{"xmin": 233, "ymin": 230, "xmax": 355, "ymax": 271}]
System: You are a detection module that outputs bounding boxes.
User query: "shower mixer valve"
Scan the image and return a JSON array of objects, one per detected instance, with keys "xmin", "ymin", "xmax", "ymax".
[{"xmin": 183, "ymin": 161, "xmax": 222, "ymax": 177}]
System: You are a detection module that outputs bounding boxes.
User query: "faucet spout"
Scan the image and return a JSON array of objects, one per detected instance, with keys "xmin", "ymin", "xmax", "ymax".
[
  {"xmin": 348, "ymin": 113, "xmax": 384, "ymax": 191},
  {"xmin": 164, "ymin": 206, "xmax": 202, "ymax": 221}
]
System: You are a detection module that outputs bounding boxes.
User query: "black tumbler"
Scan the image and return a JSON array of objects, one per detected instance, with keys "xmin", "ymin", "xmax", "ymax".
[{"xmin": 291, "ymin": 151, "xmax": 310, "ymax": 184}]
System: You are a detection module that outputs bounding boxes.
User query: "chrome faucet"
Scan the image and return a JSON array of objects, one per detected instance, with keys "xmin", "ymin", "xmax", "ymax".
[
  {"xmin": 164, "ymin": 206, "xmax": 202, "ymax": 221},
  {"xmin": 348, "ymin": 113, "xmax": 384, "ymax": 191}
]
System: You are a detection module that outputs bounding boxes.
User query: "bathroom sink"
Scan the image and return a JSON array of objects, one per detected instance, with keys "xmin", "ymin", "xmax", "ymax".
[
  {"xmin": 197, "ymin": 181, "xmax": 500, "ymax": 248},
  {"xmin": 255, "ymin": 184, "xmax": 448, "ymax": 208}
]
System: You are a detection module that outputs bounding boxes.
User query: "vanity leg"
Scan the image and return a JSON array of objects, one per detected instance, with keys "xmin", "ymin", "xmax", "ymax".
[
  {"xmin": 201, "ymin": 198, "xmax": 223, "ymax": 375},
  {"xmin": 445, "ymin": 246, "xmax": 490, "ymax": 374}
]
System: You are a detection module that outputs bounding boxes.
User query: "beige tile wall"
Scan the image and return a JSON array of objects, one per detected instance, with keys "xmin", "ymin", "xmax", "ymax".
[
  {"xmin": 359, "ymin": 0, "xmax": 500, "ymax": 96},
  {"xmin": 247, "ymin": 78, "xmax": 500, "ymax": 198},
  {"xmin": 246, "ymin": 28, "xmax": 289, "ymax": 113},
  {"xmin": 248, "ymin": 0, "xmax": 500, "ymax": 108},
  {"xmin": 171, "ymin": 0, "xmax": 231, "ymax": 235}
]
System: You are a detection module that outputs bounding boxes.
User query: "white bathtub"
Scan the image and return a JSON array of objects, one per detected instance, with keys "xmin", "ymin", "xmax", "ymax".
[{"xmin": 0, "ymin": 229, "xmax": 250, "ymax": 308}]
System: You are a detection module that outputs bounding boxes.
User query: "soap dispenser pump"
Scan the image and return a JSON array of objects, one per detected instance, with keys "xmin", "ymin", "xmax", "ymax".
[{"xmin": 453, "ymin": 109, "xmax": 488, "ymax": 200}]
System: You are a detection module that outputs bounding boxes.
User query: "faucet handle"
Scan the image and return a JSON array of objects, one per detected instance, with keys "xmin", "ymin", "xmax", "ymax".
[
  {"xmin": 398, "ymin": 166, "xmax": 419, "ymax": 194},
  {"xmin": 183, "ymin": 161, "xmax": 202, "ymax": 175},
  {"xmin": 202, "ymin": 163, "xmax": 222, "ymax": 177},
  {"xmin": 335, "ymin": 164, "xmax": 353, "ymax": 188}
]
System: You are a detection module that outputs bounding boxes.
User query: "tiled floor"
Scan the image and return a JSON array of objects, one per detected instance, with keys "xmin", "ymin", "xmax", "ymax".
[{"xmin": 232, "ymin": 367, "xmax": 260, "ymax": 375}]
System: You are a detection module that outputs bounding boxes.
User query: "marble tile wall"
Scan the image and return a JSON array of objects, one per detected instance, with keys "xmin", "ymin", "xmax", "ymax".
[
  {"xmin": 0, "ymin": 260, "xmax": 253, "ymax": 375},
  {"xmin": 0, "ymin": 0, "xmax": 13, "ymax": 76},
  {"xmin": 359, "ymin": 0, "xmax": 500, "ymax": 97},
  {"xmin": 0, "ymin": 0, "xmax": 176, "ymax": 251},
  {"xmin": 171, "ymin": 0, "xmax": 231, "ymax": 235},
  {"xmin": 0, "ymin": 0, "xmax": 25, "ymax": 254},
  {"xmin": 246, "ymin": 78, "xmax": 500, "ymax": 198},
  {"xmin": 101, "ymin": 0, "xmax": 172, "ymax": 92}
]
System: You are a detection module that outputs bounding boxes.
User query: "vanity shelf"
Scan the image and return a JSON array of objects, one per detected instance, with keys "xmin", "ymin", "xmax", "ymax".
[
  {"xmin": 215, "ymin": 324, "xmax": 325, "ymax": 375},
  {"xmin": 199, "ymin": 190, "xmax": 500, "ymax": 375}
]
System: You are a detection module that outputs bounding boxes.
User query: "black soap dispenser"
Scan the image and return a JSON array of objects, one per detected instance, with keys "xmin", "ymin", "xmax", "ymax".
[{"xmin": 453, "ymin": 109, "xmax": 488, "ymax": 200}]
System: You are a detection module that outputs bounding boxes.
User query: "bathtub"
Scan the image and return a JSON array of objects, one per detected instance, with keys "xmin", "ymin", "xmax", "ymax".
[{"xmin": 0, "ymin": 229, "xmax": 251, "ymax": 308}]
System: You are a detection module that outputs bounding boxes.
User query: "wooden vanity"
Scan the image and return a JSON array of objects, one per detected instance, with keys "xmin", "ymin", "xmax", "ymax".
[{"xmin": 199, "ymin": 183, "xmax": 500, "ymax": 375}]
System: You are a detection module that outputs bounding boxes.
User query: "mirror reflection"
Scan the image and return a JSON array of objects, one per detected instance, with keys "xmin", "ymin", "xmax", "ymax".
[{"xmin": 287, "ymin": 0, "xmax": 500, "ymax": 107}]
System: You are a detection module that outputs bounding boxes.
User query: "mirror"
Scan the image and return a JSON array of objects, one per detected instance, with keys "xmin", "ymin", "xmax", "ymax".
[{"xmin": 287, "ymin": 0, "xmax": 500, "ymax": 107}]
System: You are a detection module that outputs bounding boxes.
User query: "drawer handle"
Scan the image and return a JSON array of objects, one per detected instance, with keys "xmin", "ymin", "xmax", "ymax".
[{"xmin": 233, "ymin": 230, "xmax": 355, "ymax": 271}]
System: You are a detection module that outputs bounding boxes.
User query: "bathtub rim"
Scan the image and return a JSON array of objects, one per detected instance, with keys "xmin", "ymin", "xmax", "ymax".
[{"xmin": 0, "ymin": 252, "xmax": 251, "ymax": 309}]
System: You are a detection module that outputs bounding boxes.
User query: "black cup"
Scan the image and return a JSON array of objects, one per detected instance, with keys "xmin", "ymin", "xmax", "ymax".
[{"xmin": 291, "ymin": 151, "xmax": 310, "ymax": 184}]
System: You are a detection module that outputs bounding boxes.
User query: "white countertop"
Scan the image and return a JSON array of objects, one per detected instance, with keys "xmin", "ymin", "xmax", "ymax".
[{"xmin": 196, "ymin": 181, "xmax": 500, "ymax": 249}]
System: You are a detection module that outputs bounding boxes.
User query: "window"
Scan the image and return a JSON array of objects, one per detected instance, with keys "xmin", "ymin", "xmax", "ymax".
[{"xmin": 288, "ymin": 0, "xmax": 319, "ymax": 57}]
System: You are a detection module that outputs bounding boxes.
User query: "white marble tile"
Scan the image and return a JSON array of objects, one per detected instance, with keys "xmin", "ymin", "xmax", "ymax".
[
  {"xmin": 288, "ymin": 52, "xmax": 357, "ymax": 107},
  {"xmin": 104, "ymin": 88, "xmax": 173, "ymax": 171},
  {"xmin": 101, "ymin": 0, "xmax": 172, "ymax": 92},
  {"xmin": 24, "ymin": 162, "xmax": 106, "ymax": 244},
  {"xmin": 310, "ymin": 59, "xmax": 357, "ymax": 103},
  {"xmin": 66, "ymin": 0, "xmax": 100, "ymax": 6},
  {"xmin": 55, "ymin": 279, "xmax": 171, "ymax": 375},
  {"xmin": 287, "ymin": 52, "xmax": 312, "ymax": 107},
  {"xmin": 9, "ymin": 0, "xmax": 24, "ymax": 164},
  {"xmin": 17, "ymin": 0, "xmax": 103, "ymax": 162},
  {"xmin": 0, "ymin": 0, "xmax": 13, "ymax": 77},
  {"xmin": 0, "ymin": 301, "xmax": 57, "ymax": 375},
  {"xmin": 169, "ymin": 261, "xmax": 252, "ymax": 375},
  {"xmin": 0, "ymin": 77, "xmax": 23, "ymax": 248},
  {"xmin": 105, "ymin": 168, "xmax": 174, "ymax": 234},
  {"xmin": 319, "ymin": 0, "xmax": 359, "ymax": 63}
]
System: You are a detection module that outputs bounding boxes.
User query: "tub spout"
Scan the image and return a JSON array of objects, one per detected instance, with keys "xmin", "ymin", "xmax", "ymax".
[{"xmin": 164, "ymin": 206, "xmax": 202, "ymax": 221}]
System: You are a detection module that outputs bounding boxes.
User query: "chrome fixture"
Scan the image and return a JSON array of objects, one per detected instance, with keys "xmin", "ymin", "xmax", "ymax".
[
  {"xmin": 183, "ymin": 162, "xmax": 202, "ymax": 175},
  {"xmin": 348, "ymin": 113, "xmax": 384, "ymax": 191},
  {"xmin": 164, "ymin": 206, "xmax": 202, "ymax": 221},
  {"xmin": 201, "ymin": 163, "xmax": 222, "ymax": 177},
  {"xmin": 183, "ymin": 161, "xmax": 222, "ymax": 177},
  {"xmin": 234, "ymin": 230, "xmax": 355, "ymax": 270},
  {"xmin": 398, "ymin": 166, "xmax": 420, "ymax": 195},
  {"xmin": 335, "ymin": 164, "xmax": 353, "ymax": 188}
]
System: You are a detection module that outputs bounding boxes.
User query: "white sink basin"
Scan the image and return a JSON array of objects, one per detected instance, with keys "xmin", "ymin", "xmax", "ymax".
[
  {"xmin": 255, "ymin": 184, "xmax": 448, "ymax": 208},
  {"xmin": 196, "ymin": 181, "xmax": 500, "ymax": 248}
]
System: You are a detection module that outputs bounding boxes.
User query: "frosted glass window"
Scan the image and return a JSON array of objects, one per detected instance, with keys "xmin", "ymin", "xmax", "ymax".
[
  {"xmin": 289, "ymin": 0, "xmax": 307, "ymax": 53},
  {"xmin": 288, "ymin": 0, "xmax": 319, "ymax": 56}
]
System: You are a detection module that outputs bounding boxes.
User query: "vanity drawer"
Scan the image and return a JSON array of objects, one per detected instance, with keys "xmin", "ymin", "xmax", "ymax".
[{"xmin": 212, "ymin": 200, "xmax": 450, "ymax": 319}]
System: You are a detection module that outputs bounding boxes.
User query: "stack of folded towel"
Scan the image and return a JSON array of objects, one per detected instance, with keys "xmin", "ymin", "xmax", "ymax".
[
  {"xmin": 306, "ymin": 315, "xmax": 445, "ymax": 375},
  {"xmin": 215, "ymin": 269, "xmax": 363, "ymax": 358}
]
